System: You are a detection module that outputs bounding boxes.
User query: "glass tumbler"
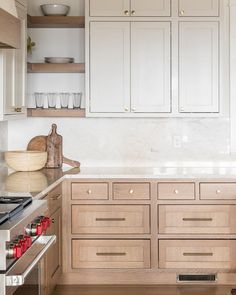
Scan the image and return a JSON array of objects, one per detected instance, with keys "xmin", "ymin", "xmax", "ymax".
[
  {"xmin": 35, "ymin": 92, "xmax": 44, "ymax": 108},
  {"xmin": 47, "ymin": 93, "xmax": 57, "ymax": 108},
  {"xmin": 72, "ymin": 93, "xmax": 82, "ymax": 108},
  {"xmin": 60, "ymin": 93, "xmax": 70, "ymax": 108}
]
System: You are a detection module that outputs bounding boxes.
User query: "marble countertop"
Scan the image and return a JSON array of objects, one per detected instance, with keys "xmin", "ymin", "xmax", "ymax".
[{"xmin": 1, "ymin": 166, "xmax": 236, "ymax": 198}]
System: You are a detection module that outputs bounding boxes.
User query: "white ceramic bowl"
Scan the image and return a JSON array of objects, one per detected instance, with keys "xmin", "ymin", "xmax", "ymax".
[
  {"xmin": 5, "ymin": 151, "xmax": 47, "ymax": 172},
  {"xmin": 40, "ymin": 4, "xmax": 70, "ymax": 16}
]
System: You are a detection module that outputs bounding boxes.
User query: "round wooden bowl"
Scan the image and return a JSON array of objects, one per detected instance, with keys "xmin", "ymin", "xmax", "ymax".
[{"xmin": 4, "ymin": 151, "xmax": 47, "ymax": 172}]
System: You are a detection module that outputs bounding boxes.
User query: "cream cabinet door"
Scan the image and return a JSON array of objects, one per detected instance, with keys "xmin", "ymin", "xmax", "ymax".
[
  {"xmin": 90, "ymin": 0, "xmax": 130, "ymax": 16},
  {"xmin": 179, "ymin": 22, "xmax": 219, "ymax": 113},
  {"xmin": 90, "ymin": 22, "xmax": 130, "ymax": 113},
  {"xmin": 179, "ymin": 0, "xmax": 219, "ymax": 16},
  {"xmin": 131, "ymin": 0, "xmax": 171, "ymax": 16},
  {"xmin": 131, "ymin": 22, "xmax": 171, "ymax": 113}
]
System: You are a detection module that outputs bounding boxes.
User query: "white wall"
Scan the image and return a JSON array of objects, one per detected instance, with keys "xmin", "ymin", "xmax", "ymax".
[
  {"xmin": 7, "ymin": 0, "xmax": 232, "ymax": 168},
  {"xmin": 0, "ymin": 122, "xmax": 8, "ymax": 164}
]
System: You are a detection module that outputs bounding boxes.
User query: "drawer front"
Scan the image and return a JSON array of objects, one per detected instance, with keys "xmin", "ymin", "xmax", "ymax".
[
  {"xmin": 71, "ymin": 183, "xmax": 109, "ymax": 200},
  {"xmin": 159, "ymin": 205, "xmax": 236, "ymax": 234},
  {"xmin": 157, "ymin": 183, "xmax": 195, "ymax": 200},
  {"xmin": 45, "ymin": 184, "xmax": 62, "ymax": 215},
  {"xmin": 159, "ymin": 240, "xmax": 236, "ymax": 269},
  {"xmin": 200, "ymin": 183, "xmax": 236, "ymax": 200},
  {"xmin": 71, "ymin": 205, "xmax": 150, "ymax": 234},
  {"xmin": 72, "ymin": 240, "xmax": 150, "ymax": 269},
  {"xmin": 113, "ymin": 183, "xmax": 150, "ymax": 200}
]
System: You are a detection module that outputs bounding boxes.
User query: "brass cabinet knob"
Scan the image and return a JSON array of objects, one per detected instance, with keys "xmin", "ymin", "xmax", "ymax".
[
  {"xmin": 14, "ymin": 108, "xmax": 22, "ymax": 113},
  {"xmin": 124, "ymin": 10, "xmax": 129, "ymax": 15},
  {"xmin": 216, "ymin": 189, "xmax": 221, "ymax": 194},
  {"xmin": 131, "ymin": 108, "xmax": 136, "ymax": 112},
  {"xmin": 124, "ymin": 108, "xmax": 129, "ymax": 112},
  {"xmin": 129, "ymin": 189, "xmax": 134, "ymax": 194},
  {"xmin": 131, "ymin": 10, "xmax": 136, "ymax": 15},
  {"xmin": 174, "ymin": 189, "xmax": 179, "ymax": 194},
  {"xmin": 87, "ymin": 190, "xmax": 92, "ymax": 195},
  {"xmin": 180, "ymin": 10, "xmax": 185, "ymax": 15}
]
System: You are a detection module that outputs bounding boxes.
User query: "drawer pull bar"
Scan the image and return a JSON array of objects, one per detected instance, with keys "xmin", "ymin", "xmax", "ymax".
[
  {"xmin": 50, "ymin": 194, "xmax": 62, "ymax": 201},
  {"xmin": 95, "ymin": 218, "xmax": 126, "ymax": 222},
  {"xmin": 96, "ymin": 252, "xmax": 126, "ymax": 256},
  {"xmin": 183, "ymin": 252, "xmax": 213, "ymax": 257},
  {"xmin": 182, "ymin": 218, "xmax": 213, "ymax": 222}
]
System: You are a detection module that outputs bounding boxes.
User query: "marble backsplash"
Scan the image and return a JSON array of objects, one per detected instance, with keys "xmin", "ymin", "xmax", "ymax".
[
  {"xmin": 0, "ymin": 121, "xmax": 7, "ymax": 164},
  {"xmin": 7, "ymin": 117, "xmax": 232, "ymax": 167}
]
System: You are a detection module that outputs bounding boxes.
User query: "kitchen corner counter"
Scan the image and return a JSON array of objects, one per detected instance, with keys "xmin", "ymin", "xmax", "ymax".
[{"xmin": 1, "ymin": 166, "xmax": 236, "ymax": 198}]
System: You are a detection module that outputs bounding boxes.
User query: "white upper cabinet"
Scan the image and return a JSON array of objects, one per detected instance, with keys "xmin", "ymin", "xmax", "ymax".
[
  {"xmin": 179, "ymin": 0, "xmax": 219, "ymax": 17},
  {"xmin": 90, "ymin": 0, "xmax": 130, "ymax": 16},
  {"xmin": 179, "ymin": 22, "xmax": 219, "ymax": 113},
  {"xmin": 90, "ymin": 0, "xmax": 171, "ymax": 17},
  {"xmin": 90, "ymin": 22, "xmax": 130, "ymax": 113},
  {"xmin": 131, "ymin": 22, "xmax": 171, "ymax": 113},
  {"xmin": 131, "ymin": 0, "xmax": 171, "ymax": 16}
]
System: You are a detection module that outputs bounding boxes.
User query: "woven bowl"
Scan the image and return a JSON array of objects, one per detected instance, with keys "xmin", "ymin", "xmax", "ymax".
[{"xmin": 5, "ymin": 151, "xmax": 47, "ymax": 172}]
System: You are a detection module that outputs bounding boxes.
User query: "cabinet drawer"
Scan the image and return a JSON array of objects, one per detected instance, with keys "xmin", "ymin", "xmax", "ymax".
[
  {"xmin": 200, "ymin": 183, "xmax": 236, "ymax": 200},
  {"xmin": 159, "ymin": 205, "xmax": 236, "ymax": 234},
  {"xmin": 71, "ymin": 205, "xmax": 150, "ymax": 234},
  {"xmin": 71, "ymin": 183, "xmax": 109, "ymax": 200},
  {"xmin": 113, "ymin": 183, "xmax": 150, "ymax": 200},
  {"xmin": 72, "ymin": 239, "xmax": 150, "ymax": 269},
  {"xmin": 159, "ymin": 240, "xmax": 236, "ymax": 269},
  {"xmin": 157, "ymin": 183, "xmax": 195, "ymax": 200},
  {"xmin": 44, "ymin": 184, "xmax": 62, "ymax": 215}
]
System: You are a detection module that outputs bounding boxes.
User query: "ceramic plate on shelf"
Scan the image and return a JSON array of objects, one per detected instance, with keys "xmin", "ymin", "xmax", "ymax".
[{"xmin": 45, "ymin": 57, "xmax": 75, "ymax": 64}]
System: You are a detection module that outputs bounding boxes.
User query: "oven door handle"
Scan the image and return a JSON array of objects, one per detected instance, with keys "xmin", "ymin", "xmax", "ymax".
[{"xmin": 5, "ymin": 235, "xmax": 56, "ymax": 287}]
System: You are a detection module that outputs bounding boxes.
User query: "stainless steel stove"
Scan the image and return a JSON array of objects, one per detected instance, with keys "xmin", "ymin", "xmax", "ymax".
[{"xmin": 0, "ymin": 196, "xmax": 56, "ymax": 295}]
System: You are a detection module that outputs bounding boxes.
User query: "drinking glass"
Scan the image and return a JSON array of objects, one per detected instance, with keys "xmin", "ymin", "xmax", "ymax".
[
  {"xmin": 72, "ymin": 93, "xmax": 82, "ymax": 108},
  {"xmin": 60, "ymin": 93, "xmax": 70, "ymax": 108},
  {"xmin": 47, "ymin": 93, "xmax": 57, "ymax": 108},
  {"xmin": 35, "ymin": 92, "xmax": 44, "ymax": 108}
]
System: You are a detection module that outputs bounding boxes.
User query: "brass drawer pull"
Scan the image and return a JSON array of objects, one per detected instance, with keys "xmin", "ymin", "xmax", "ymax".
[
  {"xmin": 14, "ymin": 107, "xmax": 22, "ymax": 113},
  {"xmin": 95, "ymin": 218, "xmax": 126, "ymax": 222},
  {"xmin": 183, "ymin": 218, "xmax": 213, "ymax": 222},
  {"xmin": 96, "ymin": 252, "xmax": 126, "ymax": 256},
  {"xmin": 50, "ymin": 194, "xmax": 62, "ymax": 201},
  {"xmin": 183, "ymin": 252, "xmax": 213, "ymax": 257}
]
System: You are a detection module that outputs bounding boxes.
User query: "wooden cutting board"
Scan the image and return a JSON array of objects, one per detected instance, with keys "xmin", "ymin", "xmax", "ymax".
[{"xmin": 27, "ymin": 133, "xmax": 80, "ymax": 168}]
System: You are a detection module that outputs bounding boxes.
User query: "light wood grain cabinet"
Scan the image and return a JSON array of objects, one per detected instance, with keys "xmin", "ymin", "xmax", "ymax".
[
  {"xmin": 113, "ymin": 182, "xmax": 150, "ymax": 200},
  {"xmin": 179, "ymin": 0, "xmax": 219, "ymax": 16},
  {"xmin": 157, "ymin": 183, "xmax": 195, "ymax": 200},
  {"xmin": 89, "ymin": 0, "xmax": 170, "ymax": 17},
  {"xmin": 179, "ymin": 22, "xmax": 219, "ymax": 113},
  {"xmin": 159, "ymin": 240, "xmax": 236, "ymax": 269},
  {"xmin": 200, "ymin": 183, "xmax": 236, "ymax": 200},
  {"xmin": 72, "ymin": 182, "xmax": 109, "ymax": 200},
  {"xmin": 72, "ymin": 239, "xmax": 150, "ymax": 269},
  {"xmin": 71, "ymin": 205, "xmax": 150, "ymax": 234},
  {"xmin": 159, "ymin": 205, "xmax": 236, "ymax": 234}
]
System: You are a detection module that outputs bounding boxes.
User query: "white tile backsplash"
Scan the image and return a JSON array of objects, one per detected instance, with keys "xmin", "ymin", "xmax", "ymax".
[{"xmin": 7, "ymin": 117, "xmax": 231, "ymax": 167}]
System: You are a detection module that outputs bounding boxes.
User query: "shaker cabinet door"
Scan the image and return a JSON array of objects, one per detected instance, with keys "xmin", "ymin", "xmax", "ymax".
[
  {"xmin": 90, "ymin": 0, "xmax": 130, "ymax": 16},
  {"xmin": 131, "ymin": 0, "xmax": 171, "ymax": 16},
  {"xmin": 90, "ymin": 22, "xmax": 130, "ymax": 113},
  {"xmin": 179, "ymin": 22, "xmax": 219, "ymax": 113},
  {"xmin": 131, "ymin": 22, "xmax": 171, "ymax": 113},
  {"xmin": 179, "ymin": 0, "xmax": 219, "ymax": 16}
]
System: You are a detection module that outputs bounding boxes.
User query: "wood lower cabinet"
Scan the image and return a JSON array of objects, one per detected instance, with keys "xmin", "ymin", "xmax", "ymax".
[{"xmin": 63, "ymin": 179, "xmax": 236, "ymax": 285}]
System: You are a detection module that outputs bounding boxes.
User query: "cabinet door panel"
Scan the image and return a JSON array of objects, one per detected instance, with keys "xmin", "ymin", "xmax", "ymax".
[
  {"xmin": 90, "ymin": 22, "xmax": 130, "ymax": 113},
  {"xmin": 131, "ymin": 0, "xmax": 170, "ymax": 16},
  {"xmin": 131, "ymin": 22, "xmax": 171, "ymax": 113},
  {"xmin": 179, "ymin": 0, "xmax": 219, "ymax": 16},
  {"xmin": 179, "ymin": 22, "xmax": 219, "ymax": 113},
  {"xmin": 90, "ymin": 0, "xmax": 130, "ymax": 16}
]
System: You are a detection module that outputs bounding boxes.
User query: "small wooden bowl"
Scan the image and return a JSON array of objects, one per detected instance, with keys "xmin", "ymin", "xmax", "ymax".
[{"xmin": 5, "ymin": 151, "xmax": 47, "ymax": 172}]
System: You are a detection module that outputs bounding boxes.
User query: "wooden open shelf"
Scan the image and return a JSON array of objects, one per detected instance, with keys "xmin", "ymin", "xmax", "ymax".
[
  {"xmin": 27, "ymin": 15, "xmax": 85, "ymax": 28},
  {"xmin": 27, "ymin": 62, "xmax": 85, "ymax": 73},
  {"xmin": 27, "ymin": 108, "xmax": 86, "ymax": 117}
]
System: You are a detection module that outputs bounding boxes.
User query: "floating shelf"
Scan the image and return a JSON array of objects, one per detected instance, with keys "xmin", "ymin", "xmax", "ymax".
[
  {"xmin": 27, "ymin": 108, "xmax": 86, "ymax": 117},
  {"xmin": 27, "ymin": 15, "xmax": 85, "ymax": 28},
  {"xmin": 27, "ymin": 62, "xmax": 85, "ymax": 73}
]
